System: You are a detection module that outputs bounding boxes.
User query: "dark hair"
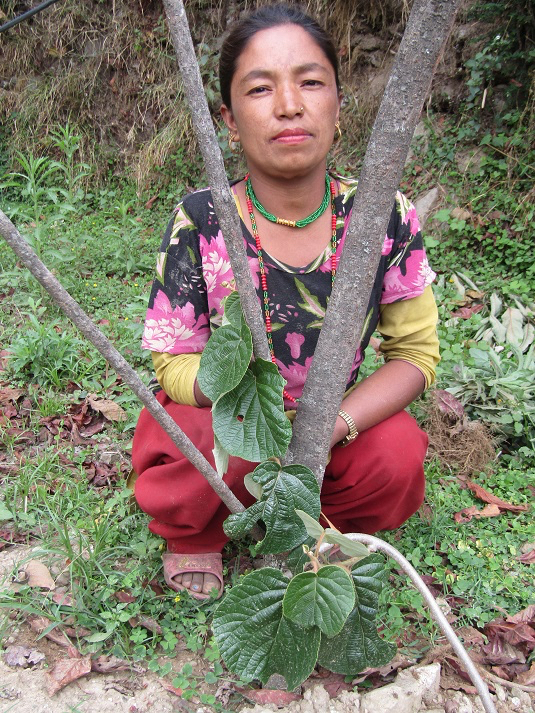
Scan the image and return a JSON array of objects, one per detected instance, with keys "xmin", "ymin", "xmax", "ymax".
[{"xmin": 219, "ymin": 4, "xmax": 340, "ymax": 108}]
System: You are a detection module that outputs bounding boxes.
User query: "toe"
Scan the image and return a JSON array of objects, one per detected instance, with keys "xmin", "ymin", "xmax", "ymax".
[
  {"xmin": 202, "ymin": 573, "xmax": 220, "ymax": 595},
  {"xmin": 190, "ymin": 572, "xmax": 204, "ymax": 593}
]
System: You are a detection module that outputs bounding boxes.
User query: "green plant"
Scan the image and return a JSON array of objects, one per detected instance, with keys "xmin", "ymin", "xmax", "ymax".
[
  {"xmin": 48, "ymin": 123, "xmax": 92, "ymax": 204},
  {"xmin": 8, "ymin": 310, "xmax": 90, "ymax": 389},
  {"xmin": 0, "ymin": 151, "xmax": 62, "ymax": 225},
  {"xmin": 192, "ymin": 292, "xmax": 395, "ymax": 687}
]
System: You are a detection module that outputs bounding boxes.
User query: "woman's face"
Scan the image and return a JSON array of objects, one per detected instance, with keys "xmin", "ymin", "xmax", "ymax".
[{"xmin": 221, "ymin": 24, "xmax": 341, "ymax": 181}]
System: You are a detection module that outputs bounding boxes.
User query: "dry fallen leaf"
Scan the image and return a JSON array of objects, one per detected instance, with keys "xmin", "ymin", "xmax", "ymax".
[
  {"xmin": 516, "ymin": 663, "xmax": 535, "ymax": 686},
  {"xmin": 25, "ymin": 560, "xmax": 55, "ymax": 590},
  {"xmin": 4, "ymin": 645, "xmax": 45, "ymax": 668},
  {"xmin": 91, "ymin": 655, "xmax": 144, "ymax": 674},
  {"xmin": 0, "ymin": 386, "xmax": 25, "ymax": 404},
  {"xmin": 518, "ymin": 549, "xmax": 535, "ymax": 564},
  {"xmin": 29, "ymin": 616, "xmax": 76, "ymax": 651},
  {"xmin": 465, "ymin": 481, "xmax": 529, "ymax": 513},
  {"xmin": 87, "ymin": 394, "xmax": 127, "ymax": 422},
  {"xmin": 46, "ymin": 656, "xmax": 92, "ymax": 695},
  {"xmin": 508, "ymin": 604, "xmax": 535, "ymax": 625},
  {"xmin": 453, "ymin": 504, "xmax": 500, "ymax": 522},
  {"xmin": 161, "ymin": 681, "xmax": 183, "ymax": 697}
]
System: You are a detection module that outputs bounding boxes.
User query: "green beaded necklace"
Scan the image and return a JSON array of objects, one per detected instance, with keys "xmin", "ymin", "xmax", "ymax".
[{"xmin": 245, "ymin": 172, "xmax": 331, "ymax": 228}]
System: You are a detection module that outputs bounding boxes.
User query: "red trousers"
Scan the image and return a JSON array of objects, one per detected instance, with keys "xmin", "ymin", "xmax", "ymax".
[{"xmin": 131, "ymin": 391, "xmax": 428, "ymax": 554}]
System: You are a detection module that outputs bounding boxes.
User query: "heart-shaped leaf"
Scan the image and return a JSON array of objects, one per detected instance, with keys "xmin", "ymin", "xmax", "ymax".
[
  {"xmin": 197, "ymin": 321, "xmax": 252, "ymax": 402},
  {"xmin": 283, "ymin": 565, "xmax": 355, "ymax": 637},
  {"xmin": 317, "ymin": 555, "xmax": 395, "ymax": 674},
  {"xmin": 224, "ymin": 462, "xmax": 320, "ymax": 553},
  {"xmin": 213, "ymin": 568, "xmax": 320, "ymax": 689},
  {"xmin": 212, "ymin": 360, "xmax": 292, "ymax": 461}
]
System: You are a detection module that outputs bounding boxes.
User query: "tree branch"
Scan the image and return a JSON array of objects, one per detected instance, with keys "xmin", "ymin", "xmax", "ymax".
[
  {"xmin": 0, "ymin": 211, "xmax": 246, "ymax": 516},
  {"xmin": 285, "ymin": 0, "xmax": 462, "ymax": 484},
  {"xmin": 162, "ymin": 0, "xmax": 270, "ymax": 363}
]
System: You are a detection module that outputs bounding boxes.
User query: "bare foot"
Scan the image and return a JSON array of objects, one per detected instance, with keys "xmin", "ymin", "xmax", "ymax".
[{"xmin": 172, "ymin": 572, "xmax": 221, "ymax": 596}]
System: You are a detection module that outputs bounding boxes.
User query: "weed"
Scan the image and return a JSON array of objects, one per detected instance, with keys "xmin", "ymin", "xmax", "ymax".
[
  {"xmin": 8, "ymin": 313, "xmax": 90, "ymax": 389},
  {"xmin": 382, "ymin": 459, "xmax": 534, "ymax": 636}
]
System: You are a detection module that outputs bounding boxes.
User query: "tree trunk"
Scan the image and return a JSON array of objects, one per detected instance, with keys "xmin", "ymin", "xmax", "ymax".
[
  {"xmin": 162, "ymin": 0, "xmax": 270, "ymax": 363},
  {"xmin": 285, "ymin": 0, "xmax": 462, "ymax": 484}
]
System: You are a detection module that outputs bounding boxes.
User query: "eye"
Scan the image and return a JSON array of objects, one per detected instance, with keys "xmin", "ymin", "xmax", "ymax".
[
  {"xmin": 247, "ymin": 85, "xmax": 270, "ymax": 95},
  {"xmin": 302, "ymin": 79, "xmax": 323, "ymax": 87}
]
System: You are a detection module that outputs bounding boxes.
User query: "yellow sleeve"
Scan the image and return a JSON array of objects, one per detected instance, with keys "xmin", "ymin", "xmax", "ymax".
[
  {"xmin": 378, "ymin": 285, "xmax": 440, "ymax": 389},
  {"xmin": 151, "ymin": 352, "xmax": 202, "ymax": 406}
]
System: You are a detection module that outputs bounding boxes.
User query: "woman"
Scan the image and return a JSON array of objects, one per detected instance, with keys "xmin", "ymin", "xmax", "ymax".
[{"xmin": 132, "ymin": 4, "xmax": 440, "ymax": 601}]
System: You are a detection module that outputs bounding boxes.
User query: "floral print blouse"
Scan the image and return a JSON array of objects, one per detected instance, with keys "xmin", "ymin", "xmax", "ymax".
[{"xmin": 142, "ymin": 175, "xmax": 436, "ymax": 406}]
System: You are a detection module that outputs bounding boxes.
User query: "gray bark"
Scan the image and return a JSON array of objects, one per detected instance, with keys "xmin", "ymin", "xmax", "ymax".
[
  {"xmin": 284, "ymin": 0, "xmax": 462, "ymax": 484},
  {"xmin": 0, "ymin": 210, "xmax": 245, "ymax": 516},
  {"xmin": 162, "ymin": 0, "xmax": 270, "ymax": 363}
]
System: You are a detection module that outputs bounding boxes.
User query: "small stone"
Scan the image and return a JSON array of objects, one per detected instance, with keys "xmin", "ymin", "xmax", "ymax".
[
  {"xmin": 494, "ymin": 684, "xmax": 507, "ymax": 702},
  {"xmin": 413, "ymin": 187, "xmax": 440, "ymax": 228},
  {"xmin": 510, "ymin": 697, "xmax": 521, "ymax": 709},
  {"xmin": 455, "ymin": 694, "xmax": 473, "ymax": 713},
  {"xmin": 330, "ymin": 690, "xmax": 360, "ymax": 712}
]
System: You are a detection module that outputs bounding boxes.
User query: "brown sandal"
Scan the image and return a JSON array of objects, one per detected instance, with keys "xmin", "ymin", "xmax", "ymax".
[{"xmin": 162, "ymin": 552, "xmax": 224, "ymax": 601}]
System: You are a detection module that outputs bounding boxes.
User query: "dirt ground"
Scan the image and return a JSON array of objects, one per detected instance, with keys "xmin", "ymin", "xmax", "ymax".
[{"xmin": 1, "ymin": 546, "xmax": 533, "ymax": 713}]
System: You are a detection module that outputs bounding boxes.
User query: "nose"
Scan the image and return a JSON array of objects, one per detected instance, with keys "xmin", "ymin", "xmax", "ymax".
[{"xmin": 275, "ymin": 83, "xmax": 304, "ymax": 119}]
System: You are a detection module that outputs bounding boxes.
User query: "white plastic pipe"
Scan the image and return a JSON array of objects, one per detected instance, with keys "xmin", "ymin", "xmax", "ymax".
[{"xmin": 320, "ymin": 533, "xmax": 497, "ymax": 713}]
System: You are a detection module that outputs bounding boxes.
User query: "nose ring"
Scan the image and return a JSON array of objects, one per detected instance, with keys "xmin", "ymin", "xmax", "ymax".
[{"xmin": 299, "ymin": 106, "xmax": 304, "ymax": 112}]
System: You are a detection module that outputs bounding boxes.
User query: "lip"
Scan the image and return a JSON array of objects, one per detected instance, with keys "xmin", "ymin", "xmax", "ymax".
[{"xmin": 271, "ymin": 128, "xmax": 312, "ymax": 143}]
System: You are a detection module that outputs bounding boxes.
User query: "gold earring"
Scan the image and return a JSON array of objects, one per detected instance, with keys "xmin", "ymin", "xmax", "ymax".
[
  {"xmin": 228, "ymin": 132, "xmax": 238, "ymax": 150},
  {"xmin": 335, "ymin": 122, "xmax": 342, "ymax": 141}
]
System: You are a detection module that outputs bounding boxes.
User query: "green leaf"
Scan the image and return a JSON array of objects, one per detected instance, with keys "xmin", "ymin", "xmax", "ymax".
[
  {"xmin": 317, "ymin": 555, "xmax": 395, "ymax": 674},
  {"xmin": 85, "ymin": 631, "xmax": 111, "ymax": 643},
  {"xmin": 213, "ymin": 568, "xmax": 319, "ymax": 689},
  {"xmin": 433, "ymin": 209, "xmax": 451, "ymax": 222},
  {"xmin": 295, "ymin": 509, "xmax": 325, "ymax": 540},
  {"xmin": 244, "ymin": 472, "xmax": 263, "ymax": 499},
  {"xmin": 0, "ymin": 503, "xmax": 13, "ymax": 522},
  {"xmin": 197, "ymin": 322, "xmax": 252, "ymax": 402},
  {"xmin": 283, "ymin": 566, "xmax": 355, "ymax": 637},
  {"xmin": 323, "ymin": 530, "xmax": 370, "ymax": 559},
  {"xmin": 286, "ymin": 537, "xmax": 316, "ymax": 575},
  {"xmin": 224, "ymin": 462, "xmax": 320, "ymax": 553},
  {"xmin": 212, "ymin": 360, "xmax": 292, "ymax": 461},
  {"xmin": 223, "ymin": 291, "xmax": 246, "ymax": 329},
  {"xmin": 212, "ymin": 434, "xmax": 229, "ymax": 477}
]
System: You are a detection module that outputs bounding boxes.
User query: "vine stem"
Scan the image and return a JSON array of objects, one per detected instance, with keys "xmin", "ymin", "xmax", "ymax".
[{"xmin": 320, "ymin": 534, "xmax": 497, "ymax": 713}]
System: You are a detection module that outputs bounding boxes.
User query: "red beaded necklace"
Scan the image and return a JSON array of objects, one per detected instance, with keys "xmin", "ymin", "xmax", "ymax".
[{"xmin": 244, "ymin": 173, "xmax": 338, "ymax": 404}]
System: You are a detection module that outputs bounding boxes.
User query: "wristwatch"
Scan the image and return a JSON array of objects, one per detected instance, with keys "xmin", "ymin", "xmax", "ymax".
[{"xmin": 338, "ymin": 409, "xmax": 359, "ymax": 447}]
